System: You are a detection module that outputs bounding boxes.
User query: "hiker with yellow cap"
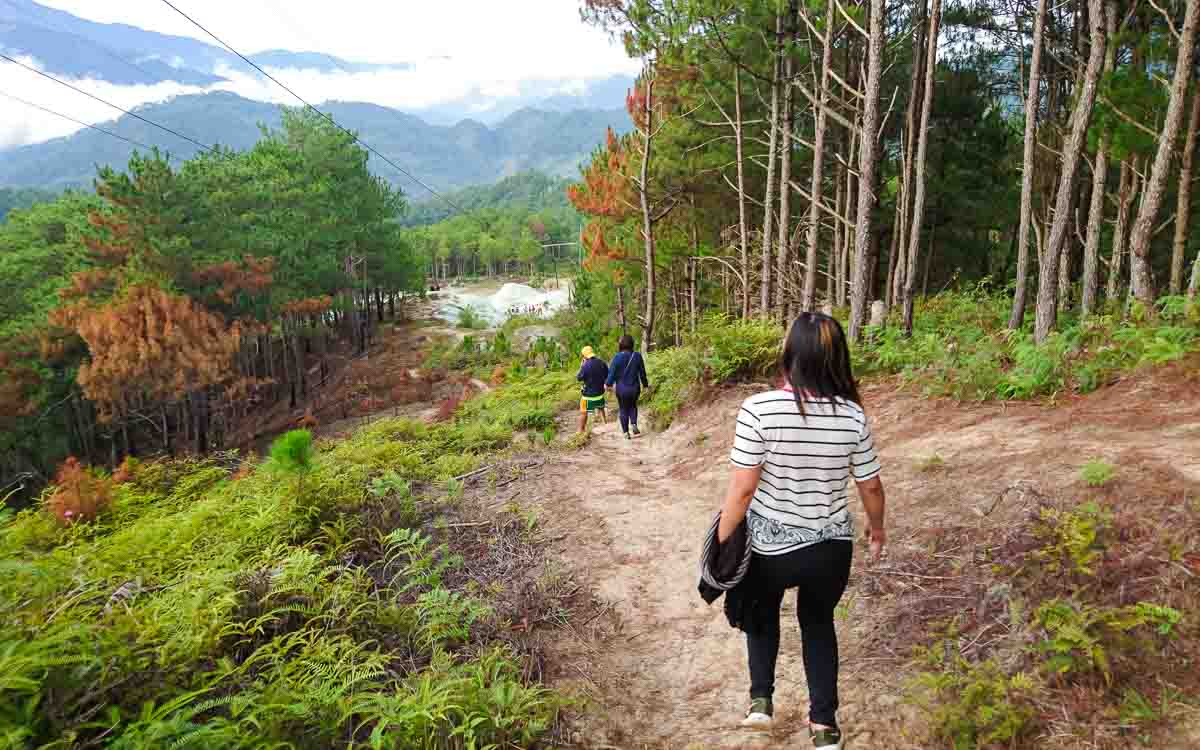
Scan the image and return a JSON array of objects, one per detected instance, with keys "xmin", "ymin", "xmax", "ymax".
[{"xmin": 575, "ymin": 345, "xmax": 609, "ymax": 433}]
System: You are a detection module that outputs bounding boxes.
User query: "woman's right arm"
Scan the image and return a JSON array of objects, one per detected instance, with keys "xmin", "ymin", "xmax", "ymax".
[{"xmin": 855, "ymin": 476, "xmax": 886, "ymax": 561}]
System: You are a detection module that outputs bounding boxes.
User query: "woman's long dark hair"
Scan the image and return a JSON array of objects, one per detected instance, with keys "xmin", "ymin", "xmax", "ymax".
[
  {"xmin": 618, "ymin": 335, "xmax": 635, "ymax": 352},
  {"xmin": 781, "ymin": 312, "xmax": 862, "ymax": 418}
]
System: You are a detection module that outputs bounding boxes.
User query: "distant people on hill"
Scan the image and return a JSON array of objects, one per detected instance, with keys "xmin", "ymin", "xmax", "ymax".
[
  {"xmin": 606, "ymin": 335, "xmax": 649, "ymax": 440},
  {"xmin": 575, "ymin": 345, "xmax": 609, "ymax": 433}
]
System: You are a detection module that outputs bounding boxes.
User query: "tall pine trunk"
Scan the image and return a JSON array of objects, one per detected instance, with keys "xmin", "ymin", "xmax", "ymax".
[
  {"xmin": 1127, "ymin": 0, "xmax": 1198, "ymax": 305},
  {"xmin": 1169, "ymin": 83, "xmax": 1200, "ymax": 294},
  {"xmin": 1033, "ymin": 0, "xmax": 1106, "ymax": 343},
  {"xmin": 901, "ymin": 0, "xmax": 942, "ymax": 336},
  {"xmin": 1081, "ymin": 1, "xmax": 1118, "ymax": 318},
  {"xmin": 761, "ymin": 14, "xmax": 784, "ymax": 315},
  {"xmin": 891, "ymin": 0, "xmax": 928, "ymax": 310},
  {"xmin": 734, "ymin": 68, "xmax": 751, "ymax": 318},
  {"xmin": 802, "ymin": 0, "xmax": 837, "ymax": 312},
  {"xmin": 1009, "ymin": 0, "xmax": 1049, "ymax": 329},
  {"xmin": 637, "ymin": 74, "xmax": 658, "ymax": 354},
  {"xmin": 1107, "ymin": 159, "xmax": 1139, "ymax": 300},
  {"xmin": 775, "ymin": 18, "xmax": 796, "ymax": 320},
  {"xmin": 848, "ymin": 0, "xmax": 885, "ymax": 342}
]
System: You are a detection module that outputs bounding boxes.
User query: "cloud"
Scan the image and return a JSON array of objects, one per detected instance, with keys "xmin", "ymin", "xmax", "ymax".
[
  {"xmin": 0, "ymin": 53, "xmax": 212, "ymax": 148},
  {"xmin": 0, "ymin": 50, "xmax": 635, "ymax": 150}
]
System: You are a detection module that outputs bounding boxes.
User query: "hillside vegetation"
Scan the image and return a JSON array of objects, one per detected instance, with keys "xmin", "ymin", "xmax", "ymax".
[
  {"xmin": 0, "ymin": 367, "xmax": 585, "ymax": 748},
  {"xmin": 401, "ymin": 172, "xmax": 575, "ymax": 227},
  {"xmin": 0, "ymin": 108, "xmax": 421, "ymax": 504}
]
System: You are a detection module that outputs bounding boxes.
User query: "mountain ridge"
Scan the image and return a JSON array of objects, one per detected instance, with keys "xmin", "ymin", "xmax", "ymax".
[{"xmin": 0, "ymin": 91, "xmax": 629, "ymax": 192}]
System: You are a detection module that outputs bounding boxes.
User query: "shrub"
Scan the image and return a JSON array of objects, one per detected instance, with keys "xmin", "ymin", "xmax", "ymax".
[
  {"xmin": 695, "ymin": 314, "xmax": 783, "ymax": 382},
  {"xmin": 45, "ymin": 457, "xmax": 113, "ymax": 525},
  {"xmin": 111, "ymin": 456, "xmax": 140, "ymax": 485},
  {"xmin": 910, "ymin": 644, "xmax": 1039, "ymax": 749},
  {"xmin": 0, "ymin": 394, "xmax": 567, "ymax": 749},
  {"xmin": 513, "ymin": 407, "xmax": 555, "ymax": 431},
  {"xmin": 1032, "ymin": 502, "xmax": 1112, "ymax": 577},
  {"xmin": 456, "ymin": 304, "xmax": 488, "ymax": 330},
  {"xmin": 1035, "ymin": 599, "xmax": 1182, "ymax": 683},
  {"xmin": 1080, "ymin": 458, "xmax": 1116, "ymax": 487},
  {"xmin": 269, "ymin": 430, "xmax": 314, "ymax": 475}
]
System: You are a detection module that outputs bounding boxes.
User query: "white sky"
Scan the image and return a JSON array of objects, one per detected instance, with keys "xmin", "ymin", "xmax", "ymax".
[{"xmin": 1, "ymin": 0, "xmax": 639, "ymax": 147}]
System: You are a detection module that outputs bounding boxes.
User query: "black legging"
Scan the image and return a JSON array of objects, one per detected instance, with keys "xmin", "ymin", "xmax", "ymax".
[
  {"xmin": 745, "ymin": 539, "xmax": 852, "ymax": 728},
  {"xmin": 615, "ymin": 385, "xmax": 641, "ymax": 433}
]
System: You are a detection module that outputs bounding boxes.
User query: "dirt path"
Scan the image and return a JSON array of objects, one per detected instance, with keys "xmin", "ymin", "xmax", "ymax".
[{"xmin": 534, "ymin": 361, "xmax": 1200, "ymax": 749}]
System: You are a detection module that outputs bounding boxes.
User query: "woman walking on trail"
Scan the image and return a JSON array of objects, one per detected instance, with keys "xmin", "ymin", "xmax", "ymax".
[
  {"xmin": 717, "ymin": 312, "xmax": 887, "ymax": 749},
  {"xmin": 576, "ymin": 346, "xmax": 609, "ymax": 433},
  {"xmin": 606, "ymin": 335, "xmax": 649, "ymax": 440}
]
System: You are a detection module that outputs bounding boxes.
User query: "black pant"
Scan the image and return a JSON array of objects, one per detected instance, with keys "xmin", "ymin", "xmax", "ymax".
[
  {"xmin": 745, "ymin": 540, "xmax": 852, "ymax": 728},
  {"xmin": 615, "ymin": 386, "xmax": 640, "ymax": 433}
]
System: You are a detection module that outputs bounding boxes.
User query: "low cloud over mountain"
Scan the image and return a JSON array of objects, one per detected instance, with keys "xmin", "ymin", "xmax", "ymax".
[{"xmin": 0, "ymin": 0, "xmax": 636, "ymax": 148}]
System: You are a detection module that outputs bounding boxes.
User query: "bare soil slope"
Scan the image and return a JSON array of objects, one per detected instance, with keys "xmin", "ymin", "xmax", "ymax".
[{"xmin": 532, "ymin": 360, "xmax": 1200, "ymax": 749}]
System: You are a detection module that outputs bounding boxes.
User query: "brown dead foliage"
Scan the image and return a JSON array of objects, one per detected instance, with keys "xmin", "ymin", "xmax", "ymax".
[{"xmin": 46, "ymin": 457, "xmax": 113, "ymax": 525}]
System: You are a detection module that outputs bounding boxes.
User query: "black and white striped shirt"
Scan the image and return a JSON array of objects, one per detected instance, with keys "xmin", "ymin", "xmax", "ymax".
[{"xmin": 729, "ymin": 389, "xmax": 882, "ymax": 555}]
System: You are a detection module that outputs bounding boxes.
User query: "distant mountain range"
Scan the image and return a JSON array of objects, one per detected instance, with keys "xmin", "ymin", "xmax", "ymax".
[
  {"xmin": 0, "ymin": 91, "xmax": 629, "ymax": 192},
  {"xmin": 0, "ymin": 0, "xmax": 635, "ymax": 122}
]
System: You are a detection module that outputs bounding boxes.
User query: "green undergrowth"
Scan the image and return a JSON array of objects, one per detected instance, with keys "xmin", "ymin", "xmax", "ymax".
[
  {"xmin": 456, "ymin": 369, "xmax": 577, "ymax": 433},
  {"xmin": 425, "ymin": 330, "xmax": 571, "ymax": 378},
  {"xmin": 856, "ymin": 287, "xmax": 1200, "ymax": 400},
  {"xmin": 643, "ymin": 315, "xmax": 783, "ymax": 427},
  {"xmin": 0, "ymin": 405, "xmax": 565, "ymax": 746},
  {"xmin": 902, "ymin": 495, "xmax": 1199, "ymax": 749}
]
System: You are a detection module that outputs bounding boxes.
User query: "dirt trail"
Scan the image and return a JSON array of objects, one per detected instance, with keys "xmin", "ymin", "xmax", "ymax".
[{"xmin": 533, "ymin": 361, "xmax": 1200, "ymax": 749}]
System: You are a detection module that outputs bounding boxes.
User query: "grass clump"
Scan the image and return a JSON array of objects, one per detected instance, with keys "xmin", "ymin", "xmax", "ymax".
[
  {"xmin": 455, "ymin": 303, "xmax": 489, "ymax": 330},
  {"xmin": 1080, "ymin": 458, "xmax": 1116, "ymax": 487},
  {"xmin": 916, "ymin": 454, "xmax": 947, "ymax": 473},
  {"xmin": 564, "ymin": 430, "xmax": 592, "ymax": 450}
]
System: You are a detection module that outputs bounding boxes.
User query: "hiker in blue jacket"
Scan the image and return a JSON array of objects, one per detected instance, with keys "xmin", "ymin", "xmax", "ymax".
[{"xmin": 605, "ymin": 335, "xmax": 649, "ymax": 440}]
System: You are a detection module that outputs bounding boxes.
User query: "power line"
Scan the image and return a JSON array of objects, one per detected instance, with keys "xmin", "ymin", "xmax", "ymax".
[
  {"xmin": 0, "ymin": 0, "xmax": 166, "ymax": 86},
  {"xmin": 154, "ymin": 0, "xmax": 462, "ymax": 213},
  {"xmin": 0, "ymin": 88, "xmax": 177, "ymax": 159},
  {"xmin": 0, "ymin": 53, "xmax": 222, "ymax": 156}
]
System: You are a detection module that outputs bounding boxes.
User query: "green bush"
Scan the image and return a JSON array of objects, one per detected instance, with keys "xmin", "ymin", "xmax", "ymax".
[
  {"xmin": 1034, "ymin": 599, "xmax": 1182, "ymax": 683},
  {"xmin": 640, "ymin": 314, "xmax": 782, "ymax": 426},
  {"xmin": 1032, "ymin": 501, "xmax": 1112, "ymax": 576},
  {"xmin": 1079, "ymin": 458, "xmax": 1116, "ymax": 487},
  {"xmin": 910, "ymin": 643, "xmax": 1039, "ymax": 749},
  {"xmin": 455, "ymin": 304, "xmax": 488, "ymax": 330}
]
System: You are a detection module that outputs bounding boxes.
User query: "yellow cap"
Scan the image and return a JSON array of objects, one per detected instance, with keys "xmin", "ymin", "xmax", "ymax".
[{"xmin": 581, "ymin": 346, "xmax": 595, "ymax": 358}]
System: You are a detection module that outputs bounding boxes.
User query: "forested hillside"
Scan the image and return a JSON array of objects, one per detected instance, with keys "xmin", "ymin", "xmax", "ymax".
[
  {"xmin": 560, "ymin": 0, "xmax": 1198, "ymax": 354},
  {"xmin": 0, "ymin": 186, "xmax": 58, "ymax": 222},
  {"xmin": 0, "ymin": 92, "xmax": 630, "ymax": 191},
  {"xmin": 0, "ymin": 108, "xmax": 423, "ymax": 499},
  {"xmin": 402, "ymin": 172, "xmax": 574, "ymax": 227}
]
